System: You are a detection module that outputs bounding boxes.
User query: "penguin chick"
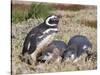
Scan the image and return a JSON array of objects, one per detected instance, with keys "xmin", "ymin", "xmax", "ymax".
[
  {"xmin": 37, "ymin": 40, "xmax": 67, "ymax": 63},
  {"xmin": 63, "ymin": 35, "xmax": 92, "ymax": 62}
]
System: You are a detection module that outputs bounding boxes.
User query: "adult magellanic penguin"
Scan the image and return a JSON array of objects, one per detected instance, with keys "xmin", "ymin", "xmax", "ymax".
[{"xmin": 20, "ymin": 15, "xmax": 61, "ymax": 65}]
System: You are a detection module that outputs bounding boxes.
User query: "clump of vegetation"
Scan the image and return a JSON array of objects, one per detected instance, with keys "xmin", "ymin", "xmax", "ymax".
[
  {"xmin": 27, "ymin": 3, "xmax": 54, "ymax": 19},
  {"xmin": 12, "ymin": 9, "xmax": 28, "ymax": 23},
  {"xmin": 12, "ymin": 3, "xmax": 54, "ymax": 23},
  {"xmin": 80, "ymin": 20, "xmax": 97, "ymax": 28}
]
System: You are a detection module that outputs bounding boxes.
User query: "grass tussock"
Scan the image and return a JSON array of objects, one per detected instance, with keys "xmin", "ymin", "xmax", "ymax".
[
  {"xmin": 12, "ymin": 3, "xmax": 97, "ymax": 75},
  {"xmin": 80, "ymin": 20, "xmax": 97, "ymax": 28},
  {"xmin": 12, "ymin": 3, "xmax": 54, "ymax": 23}
]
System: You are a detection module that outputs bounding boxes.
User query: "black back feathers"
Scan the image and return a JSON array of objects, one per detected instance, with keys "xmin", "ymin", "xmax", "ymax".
[{"xmin": 21, "ymin": 15, "xmax": 60, "ymax": 56}]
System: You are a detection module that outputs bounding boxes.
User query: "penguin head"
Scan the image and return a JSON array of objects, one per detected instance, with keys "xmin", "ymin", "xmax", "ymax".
[
  {"xmin": 63, "ymin": 44, "xmax": 77, "ymax": 61},
  {"xmin": 82, "ymin": 43, "xmax": 92, "ymax": 51},
  {"xmin": 37, "ymin": 52, "xmax": 53, "ymax": 63},
  {"xmin": 45, "ymin": 15, "xmax": 61, "ymax": 27}
]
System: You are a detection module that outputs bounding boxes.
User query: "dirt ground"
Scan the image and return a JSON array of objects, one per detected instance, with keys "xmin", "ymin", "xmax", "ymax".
[{"xmin": 11, "ymin": 5, "xmax": 97, "ymax": 75}]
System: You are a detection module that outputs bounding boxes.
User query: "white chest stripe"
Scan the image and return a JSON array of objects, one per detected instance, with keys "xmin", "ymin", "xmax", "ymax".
[
  {"xmin": 38, "ymin": 28, "xmax": 58, "ymax": 39},
  {"xmin": 43, "ymin": 28, "xmax": 58, "ymax": 34}
]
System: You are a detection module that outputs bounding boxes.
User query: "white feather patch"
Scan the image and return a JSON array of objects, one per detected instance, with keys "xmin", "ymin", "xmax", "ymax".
[
  {"xmin": 71, "ymin": 54, "xmax": 75, "ymax": 60},
  {"xmin": 27, "ymin": 42, "xmax": 31, "ymax": 50},
  {"xmin": 82, "ymin": 45, "xmax": 87, "ymax": 50},
  {"xmin": 38, "ymin": 35, "xmax": 44, "ymax": 39},
  {"xmin": 43, "ymin": 53, "xmax": 53, "ymax": 60}
]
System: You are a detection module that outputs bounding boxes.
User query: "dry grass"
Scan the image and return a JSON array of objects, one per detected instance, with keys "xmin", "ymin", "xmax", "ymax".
[{"xmin": 11, "ymin": 5, "xmax": 97, "ymax": 75}]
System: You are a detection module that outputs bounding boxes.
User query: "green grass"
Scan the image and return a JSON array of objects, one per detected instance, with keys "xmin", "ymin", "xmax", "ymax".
[
  {"xmin": 12, "ymin": 3, "xmax": 54, "ymax": 23},
  {"xmin": 12, "ymin": 9, "xmax": 28, "ymax": 23},
  {"xmin": 27, "ymin": 3, "xmax": 54, "ymax": 19}
]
